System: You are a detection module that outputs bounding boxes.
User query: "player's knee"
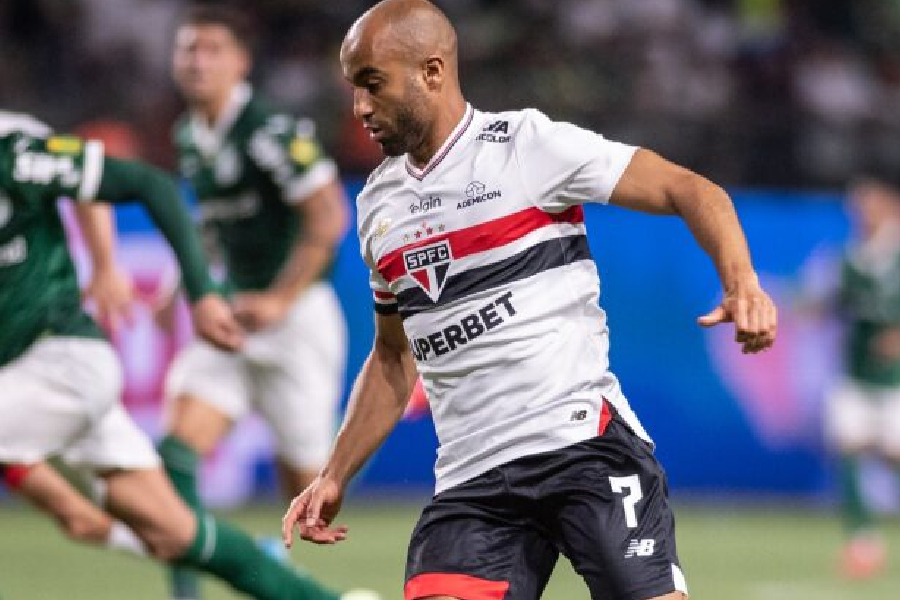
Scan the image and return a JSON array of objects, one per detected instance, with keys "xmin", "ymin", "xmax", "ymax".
[
  {"xmin": 58, "ymin": 511, "xmax": 109, "ymax": 544},
  {"xmin": 140, "ymin": 527, "xmax": 194, "ymax": 561},
  {"xmin": 129, "ymin": 514, "xmax": 195, "ymax": 561}
]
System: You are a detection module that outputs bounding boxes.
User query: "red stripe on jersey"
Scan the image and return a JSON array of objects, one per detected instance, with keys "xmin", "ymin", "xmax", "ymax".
[
  {"xmin": 405, "ymin": 573, "xmax": 510, "ymax": 600},
  {"xmin": 598, "ymin": 397, "xmax": 612, "ymax": 436},
  {"xmin": 1, "ymin": 463, "xmax": 34, "ymax": 489},
  {"xmin": 378, "ymin": 205, "xmax": 584, "ymax": 284},
  {"xmin": 373, "ymin": 290, "xmax": 395, "ymax": 300}
]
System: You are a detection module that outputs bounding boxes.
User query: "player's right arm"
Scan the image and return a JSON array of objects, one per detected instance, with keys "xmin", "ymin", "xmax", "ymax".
[{"xmin": 282, "ymin": 310, "xmax": 417, "ymax": 547}]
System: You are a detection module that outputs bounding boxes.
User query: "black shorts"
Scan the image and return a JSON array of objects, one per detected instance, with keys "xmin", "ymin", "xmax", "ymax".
[{"xmin": 404, "ymin": 411, "xmax": 687, "ymax": 600}]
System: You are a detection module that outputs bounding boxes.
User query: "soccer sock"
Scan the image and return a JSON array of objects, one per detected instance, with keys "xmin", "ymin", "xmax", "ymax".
[
  {"xmin": 105, "ymin": 520, "xmax": 148, "ymax": 557},
  {"xmin": 158, "ymin": 435, "xmax": 203, "ymax": 599},
  {"xmin": 177, "ymin": 512, "xmax": 341, "ymax": 600},
  {"xmin": 839, "ymin": 455, "xmax": 872, "ymax": 536}
]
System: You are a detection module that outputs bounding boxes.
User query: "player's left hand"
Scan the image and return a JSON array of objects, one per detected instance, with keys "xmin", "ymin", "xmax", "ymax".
[
  {"xmin": 232, "ymin": 292, "xmax": 291, "ymax": 332},
  {"xmin": 697, "ymin": 276, "xmax": 777, "ymax": 354},
  {"xmin": 192, "ymin": 294, "xmax": 245, "ymax": 351},
  {"xmin": 83, "ymin": 265, "xmax": 135, "ymax": 335}
]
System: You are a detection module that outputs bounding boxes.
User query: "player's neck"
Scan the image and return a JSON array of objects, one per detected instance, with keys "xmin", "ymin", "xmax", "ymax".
[
  {"xmin": 194, "ymin": 85, "xmax": 241, "ymax": 127},
  {"xmin": 408, "ymin": 97, "xmax": 468, "ymax": 169}
]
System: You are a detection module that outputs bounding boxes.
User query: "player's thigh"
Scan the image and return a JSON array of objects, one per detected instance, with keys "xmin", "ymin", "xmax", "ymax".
[
  {"xmin": 103, "ymin": 467, "xmax": 196, "ymax": 560},
  {"xmin": 540, "ymin": 420, "xmax": 687, "ymax": 600},
  {"xmin": 252, "ymin": 284, "xmax": 347, "ymax": 472},
  {"xmin": 164, "ymin": 340, "xmax": 248, "ymax": 453},
  {"xmin": 0, "ymin": 337, "xmax": 121, "ymax": 464},
  {"xmin": 405, "ymin": 469, "xmax": 558, "ymax": 600},
  {"xmin": 825, "ymin": 379, "xmax": 878, "ymax": 454}
]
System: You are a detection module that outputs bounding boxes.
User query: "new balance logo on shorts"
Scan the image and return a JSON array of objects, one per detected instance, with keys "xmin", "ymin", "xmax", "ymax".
[{"xmin": 624, "ymin": 539, "xmax": 655, "ymax": 558}]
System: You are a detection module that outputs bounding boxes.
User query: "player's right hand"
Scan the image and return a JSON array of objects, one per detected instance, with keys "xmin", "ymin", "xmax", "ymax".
[
  {"xmin": 282, "ymin": 474, "xmax": 348, "ymax": 548},
  {"xmin": 191, "ymin": 294, "xmax": 244, "ymax": 351}
]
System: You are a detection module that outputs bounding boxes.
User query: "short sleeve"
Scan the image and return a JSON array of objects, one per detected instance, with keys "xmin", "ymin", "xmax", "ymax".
[
  {"xmin": 247, "ymin": 114, "xmax": 337, "ymax": 204},
  {"xmin": 370, "ymin": 270, "xmax": 398, "ymax": 315},
  {"xmin": 7, "ymin": 133, "xmax": 105, "ymax": 203},
  {"xmin": 516, "ymin": 110, "xmax": 637, "ymax": 211}
]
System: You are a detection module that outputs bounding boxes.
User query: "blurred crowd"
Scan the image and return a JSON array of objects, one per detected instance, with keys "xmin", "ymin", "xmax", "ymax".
[{"xmin": 2, "ymin": 0, "xmax": 900, "ymax": 188}]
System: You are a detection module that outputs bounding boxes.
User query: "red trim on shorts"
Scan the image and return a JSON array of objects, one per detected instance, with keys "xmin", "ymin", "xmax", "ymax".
[
  {"xmin": 405, "ymin": 573, "xmax": 510, "ymax": 600},
  {"xmin": 598, "ymin": 398, "xmax": 612, "ymax": 436},
  {"xmin": 1, "ymin": 464, "xmax": 34, "ymax": 489}
]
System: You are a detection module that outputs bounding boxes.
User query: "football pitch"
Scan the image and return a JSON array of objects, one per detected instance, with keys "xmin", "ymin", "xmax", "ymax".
[{"xmin": 0, "ymin": 501, "xmax": 897, "ymax": 600}]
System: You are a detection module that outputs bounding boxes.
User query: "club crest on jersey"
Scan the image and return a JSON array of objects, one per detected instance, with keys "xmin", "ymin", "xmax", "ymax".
[{"xmin": 403, "ymin": 240, "xmax": 453, "ymax": 302}]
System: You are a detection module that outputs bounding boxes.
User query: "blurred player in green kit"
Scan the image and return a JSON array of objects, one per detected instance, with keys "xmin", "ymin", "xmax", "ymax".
[
  {"xmin": 157, "ymin": 6, "xmax": 352, "ymax": 599},
  {"xmin": 0, "ymin": 112, "xmax": 355, "ymax": 599},
  {"xmin": 825, "ymin": 174, "xmax": 900, "ymax": 579}
]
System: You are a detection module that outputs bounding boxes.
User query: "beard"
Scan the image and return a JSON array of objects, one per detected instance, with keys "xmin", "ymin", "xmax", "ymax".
[{"xmin": 379, "ymin": 80, "xmax": 429, "ymax": 157}]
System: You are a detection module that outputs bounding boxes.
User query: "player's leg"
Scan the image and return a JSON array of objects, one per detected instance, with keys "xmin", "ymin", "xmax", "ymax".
[
  {"xmin": 824, "ymin": 379, "xmax": 884, "ymax": 578},
  {"xmin": 0, "ymin": 337, "xmax": 147, "ymax": 556},
  {"xmin": 530, "ymin": 411, "xmax": 688, "ymax": 600},
  {"xmin": 404, "ymin": 467, "xmax": 558, "ymax": 600},
  {"xmin": 160, "ymin": 341, "xmax": 247, "ymax": 598},
  {"xmin": 3, "ymin": 461, "xmax": 147, "ymax": 555},
  {"xmin": 70, "ymin": 400, "xmax": 343, "ymax": 600},
  {"xmin": 251, "ymin": 282, "xmax": 347, "ymax": 498}
]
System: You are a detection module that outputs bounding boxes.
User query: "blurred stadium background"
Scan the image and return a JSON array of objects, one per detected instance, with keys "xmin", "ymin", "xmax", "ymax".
[{"xmin": 1, "ymin": 0, "xmax": 900, "ymax": 598}]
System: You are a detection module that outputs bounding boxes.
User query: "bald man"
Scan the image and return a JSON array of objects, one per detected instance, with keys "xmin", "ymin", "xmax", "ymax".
[{"xmin": 284, "ymin": 2, "xmax": 777, "ymax": 599}]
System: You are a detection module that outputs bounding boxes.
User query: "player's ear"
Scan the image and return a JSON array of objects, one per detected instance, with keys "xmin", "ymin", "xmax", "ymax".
[{"xmin": 423, "ymin": 56, "xmax": 444, "ymax": 90}]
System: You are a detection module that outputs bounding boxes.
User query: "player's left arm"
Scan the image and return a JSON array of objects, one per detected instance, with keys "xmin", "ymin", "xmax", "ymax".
[
  {"xmin": 609, "ymin": 148, "xmax": 776, "ymax": 354},
  {"xmin": 234, "ymin": 119, "xmax": 349, "ymax": 331}
]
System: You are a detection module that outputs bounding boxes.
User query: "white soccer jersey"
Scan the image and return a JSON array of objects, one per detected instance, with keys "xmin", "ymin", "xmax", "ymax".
[{"xmin": 357, "ymin": 104, "xmax": 652, "ymax": 494}]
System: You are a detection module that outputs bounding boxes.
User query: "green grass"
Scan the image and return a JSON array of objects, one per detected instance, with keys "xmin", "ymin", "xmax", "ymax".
[{"xmin": 0, "ymin": 501, "xmax": 898, "ymax": 599}]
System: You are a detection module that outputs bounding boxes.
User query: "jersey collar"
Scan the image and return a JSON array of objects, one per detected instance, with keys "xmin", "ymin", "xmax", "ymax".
[
  {"xmin": 190, "ymin": 82, "xmax": 253, "ymax": 159},
  {"xmin": 405, "ymin": 103, "xmax": 475, "ymax": 181}
]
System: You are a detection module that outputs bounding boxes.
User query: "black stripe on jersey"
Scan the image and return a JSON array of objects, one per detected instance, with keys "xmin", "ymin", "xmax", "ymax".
[
  {"xmin": 397, "ymin": 234, "xmax": 592, "ymax": 319},
  {"xmin": 374, "ymin": 302, "xmax": 399, "ymax": 315}
]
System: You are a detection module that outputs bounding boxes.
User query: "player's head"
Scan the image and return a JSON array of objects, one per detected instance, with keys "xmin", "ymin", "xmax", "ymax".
[
  {"xmin": 848, "ymin": 173, "xmax": 900, "ymax": 238},
  {"xmin": 172, "ymin": 5, "xmax": 252, "ymax": 107},
  {"xmin": 340, "ymin": 0, "xmax": 461, "ymax": 157}
]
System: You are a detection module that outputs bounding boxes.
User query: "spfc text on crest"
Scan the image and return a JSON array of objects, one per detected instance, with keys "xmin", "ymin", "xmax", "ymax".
[{"xmin": 403, "ymin": 240, "xmax": 453, "ymax": 302}]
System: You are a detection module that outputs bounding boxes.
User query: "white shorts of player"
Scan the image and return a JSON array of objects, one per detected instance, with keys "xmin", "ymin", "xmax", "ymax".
[
  {"xmin": 165, "ymin": 281, "xmax": 347, "ymax": 471},
  {"xmin": 0, "ymin": 337, "xmax": 159, "ymax": 470},
  {"xmin": 824, "ymin": 377, "xmax": 900, "ymax": 458}
]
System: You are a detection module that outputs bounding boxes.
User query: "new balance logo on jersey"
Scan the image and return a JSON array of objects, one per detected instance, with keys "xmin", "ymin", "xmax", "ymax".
[
  {"xmin": 458, "ymin": 181, "xmax": 501, "ymax": 209},
  {"xmin": 476, "ymin": 120, "xmax": 511, "ymax": 143},
  {"xmin": 409, "ymin": 195, "xmax": 442, "ymax": 214},
  {"xmin": 409, "ymin": 291, "xmax": 517, "ymax": 361},
  {"xmin": 624, "ymin": 539, "xmax": 655, "ymax": 558},
  {"xmin": 404, "ymin": 240, "xmax": 453, "ymax": 302}
]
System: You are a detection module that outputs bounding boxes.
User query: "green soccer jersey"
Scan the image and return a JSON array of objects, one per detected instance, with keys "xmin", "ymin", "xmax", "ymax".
[
  {"xmin": 839, "ymin": 240, "xmax": 900, "ymax": 387},
  {"xmin": 0, "ymin": 132, "xmax": 106, "ymax": 366},
  {"xmin": 174, "ymin": 84, "xmax": 337, "ymax": 291}
]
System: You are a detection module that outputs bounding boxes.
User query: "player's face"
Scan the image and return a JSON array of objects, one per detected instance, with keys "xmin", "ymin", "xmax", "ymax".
[
  {"xmin": 172, "ymin": 24, "xmax": 248, "ymax": 105},
  {"xmin": 849, "ymin": 180, "xmax": 899, "ymax": 238},
  {"xmin": 342, "ymin": 54, "xmax": 431, "ymax": 157}
]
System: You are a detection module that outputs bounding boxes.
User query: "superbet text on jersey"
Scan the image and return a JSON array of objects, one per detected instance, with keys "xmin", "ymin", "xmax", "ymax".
[{"xmin": 357, "ymin": 105, "xmax": 653, "ymax": 494}]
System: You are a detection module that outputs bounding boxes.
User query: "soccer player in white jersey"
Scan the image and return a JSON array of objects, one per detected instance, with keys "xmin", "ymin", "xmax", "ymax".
[{"xmin": 283, "ymin": 1, "xmax": 777, "ymax": 599}]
